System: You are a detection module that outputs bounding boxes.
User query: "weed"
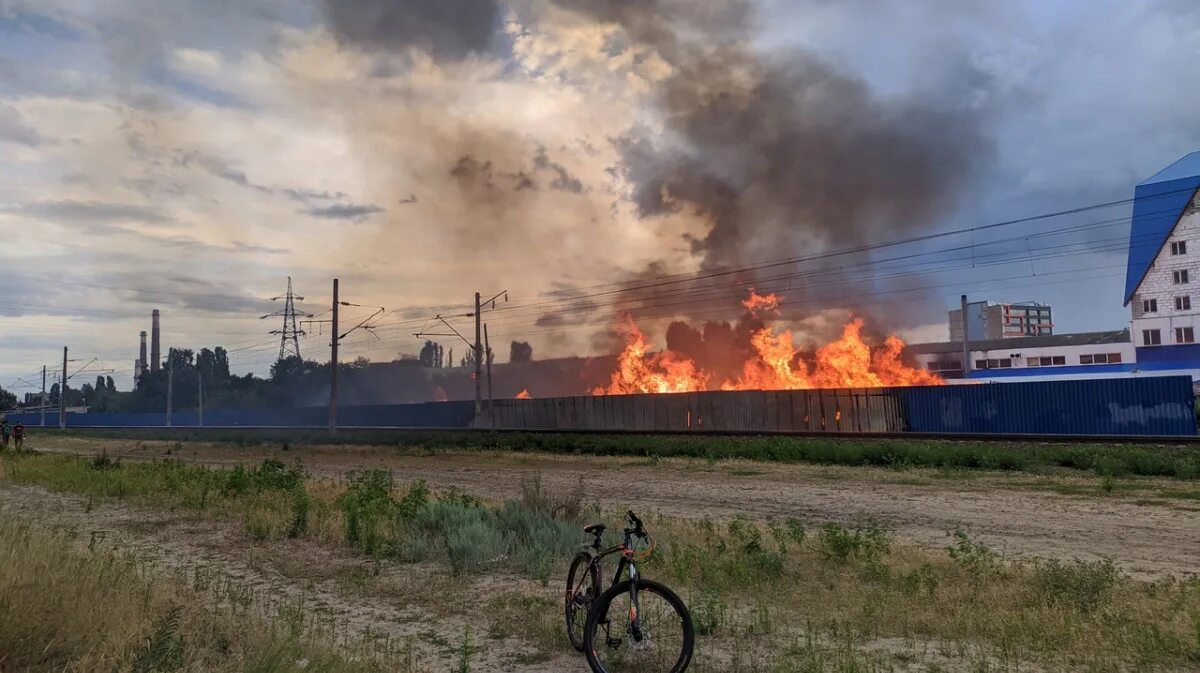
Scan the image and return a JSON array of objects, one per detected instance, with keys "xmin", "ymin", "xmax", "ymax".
[
  {"xmin": 818, "ymin": 521, "xmax": 891, "ymax": 565},
  {"xmin": 287, "ymin": 487, "xmax": 311, "ymax": 539},
  {"xmin": 454, "ymin": 627, "xmax": 475, "ymax": 673},
  {"xmin": 1034, "ymin": 558, "xmax": 1121, "ymax": 611},
  {"xmin": 767, "ymin": 517, "xmax": 806, "ymax": 554},
  {"xmin": 90, "ymin": 450, "xmax": 120, "ymax": 471},
  {"xmin": 1101, "ymin": 473, "xmax": 1116, "ymax": 495},
  {"xmin": 692, "ymin": 590, "xmax": 727, "ymax": 636},
  {"xmin": 946, "ymin": 528, "xmax": 1000, "ymax": 573},
  {"xmin": 130, "ymin": 606, "xmax": 185, "ymax": 673}
]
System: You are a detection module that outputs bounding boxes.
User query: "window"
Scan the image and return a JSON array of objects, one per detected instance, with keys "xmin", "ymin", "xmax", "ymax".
[
  {"xmin": 1028, "ymin": 356, "xmax": 1066, "ymax": 367},
  {"xmin": 1176, "ymin": 327, "xmax": 1195, "ymax": 344},
  {"xmin": 1143, "ymin": 329, "xmax": 1162, "ymax": 345},
  {"xmin": 1178, "ymin": 296, "xmax": 1192, "ymax": 311},
  {"xmin": 1052, "ymin": 355, "xmax": 1065, "ymax": 366},
  {"xmin": 927, "ymin": 360, "xmax": 962, "ymax": 372},
  {"xmin": 1081, "ymin": 353, "xmax": 1125, "ymax": 365},
  {"xmin": 1143, "ymin": 298, "xmax": 1158, "ymax": 313},
  {"xmin": 1172, "ymin": 241, "xmax": 1188, "ymax": 255},
  {"xmin": 1175, "ymin": 270, "xmax": 1190, "ymax": 284}
]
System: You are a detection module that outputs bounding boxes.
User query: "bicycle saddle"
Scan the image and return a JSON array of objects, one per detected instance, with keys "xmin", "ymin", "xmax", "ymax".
[{"xmin": 584, "ymin": 523, "xmax": 606, "ymax": 535}]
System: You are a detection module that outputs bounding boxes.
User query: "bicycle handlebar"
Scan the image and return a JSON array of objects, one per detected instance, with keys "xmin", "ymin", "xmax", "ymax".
[{"xmin": 626, "ymin": 510, "xmax": 645, "ymax": 537}]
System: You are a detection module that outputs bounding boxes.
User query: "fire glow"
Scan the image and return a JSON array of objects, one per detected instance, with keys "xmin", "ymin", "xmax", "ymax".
[{"xmin": 593, "ymin": 292, "xmax": 943, "ymax": 395}]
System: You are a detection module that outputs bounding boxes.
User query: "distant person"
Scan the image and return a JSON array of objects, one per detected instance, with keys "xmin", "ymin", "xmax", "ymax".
[
  {"xmin": 12, "ymin": 422, "xmax": 24, "ymax": 450},
  {"xmin": 0, "ymin": 419, "xmax": 9, "ymax": 447}
]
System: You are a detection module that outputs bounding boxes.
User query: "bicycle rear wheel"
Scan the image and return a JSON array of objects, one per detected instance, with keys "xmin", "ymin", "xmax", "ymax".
[
  {"xmin": 583, "ymin": 579, "xmax": 694, "ymax": 673},
  {"xmin": 565, "ymin": 551, "xmax": 601, "ymax": 652}
]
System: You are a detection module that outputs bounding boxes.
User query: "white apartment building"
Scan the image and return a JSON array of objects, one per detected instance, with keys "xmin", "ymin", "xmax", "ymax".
[{"xmin": 1125, "ymin": 151, "xmax": 1200, "ymax": 364}]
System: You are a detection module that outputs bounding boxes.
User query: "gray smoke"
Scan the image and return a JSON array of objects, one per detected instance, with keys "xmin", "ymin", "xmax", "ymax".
[
  {"xmin": 549, "ymin": 0, "xmax": 991, "ymax": 272},
  {"xmin": 320, "ymin": 0, "xmax": 502, "ymax": 61}
]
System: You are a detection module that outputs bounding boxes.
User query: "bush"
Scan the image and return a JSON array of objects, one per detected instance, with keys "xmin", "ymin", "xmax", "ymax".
[
  {"xmin": 1035, "ymin": 559, "xmax": 1121, "ymax": 612},
  {"xmin": 819, "ymin": 521, "xmax": 891, "ymax": 565},
  {"xmin": 945, "ymin": 528, "xmax": 1000, "ymax": 573},
  {"xmin": 446, "ymin": 520, "xmax": 506, "ymax": 574}
]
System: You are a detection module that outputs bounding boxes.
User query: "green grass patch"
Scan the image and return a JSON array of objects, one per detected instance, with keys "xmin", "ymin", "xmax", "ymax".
[{"xmin": 50, "ymin": 427, "xmax": 1200, "ymax": 479}]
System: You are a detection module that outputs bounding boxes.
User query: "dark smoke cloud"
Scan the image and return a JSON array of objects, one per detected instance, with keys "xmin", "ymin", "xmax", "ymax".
[
  {"xmin": 549, "ymin": 0, "xmax": 991, "ymax": 272},
  {"xmin": 320, "ymin": 0, "xmax": 502, "ymax": 61}
]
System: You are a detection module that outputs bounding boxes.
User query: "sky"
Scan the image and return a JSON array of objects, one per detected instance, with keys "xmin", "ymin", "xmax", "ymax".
[{"xmin": 1, "ymin": 0, "xmax": 1199, "ymax": 392}]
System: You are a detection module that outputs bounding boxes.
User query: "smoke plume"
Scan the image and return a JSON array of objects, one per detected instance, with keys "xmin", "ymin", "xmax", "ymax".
[
  {"xmin": 548, "ymin": 0, "xmax": 990, "ymax": 271},
  {"xmin": 320, "ymin": 0, "xmax": 502, "ymax": 61}
]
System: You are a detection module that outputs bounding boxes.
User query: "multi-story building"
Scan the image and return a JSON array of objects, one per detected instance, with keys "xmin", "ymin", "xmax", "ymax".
[
  {"xmin": 904, "ymin": 150, "xmax": 1200, "ymax": 383},
  {"xmin": 949, "ymin": 301, "xmax": 1053, "ymax": 341},
  {"xmin": 1125, "ymin": 151, "xmax": 1200, "ymax": 365}
]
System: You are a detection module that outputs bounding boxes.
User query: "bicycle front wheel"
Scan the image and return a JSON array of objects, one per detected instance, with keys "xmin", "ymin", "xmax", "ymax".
[{"xmin": 583, "ymin": 579, "xmax": 694, "ymax": 673}]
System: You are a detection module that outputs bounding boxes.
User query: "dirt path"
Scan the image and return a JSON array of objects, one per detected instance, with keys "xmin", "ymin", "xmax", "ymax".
[
  {"xmin": 36, "ymin": 440, "xmax": 1200, "ymax": 579},
  {"xmin": 0, "ymin": 481, "xmax": 579, "ymax": 673}
]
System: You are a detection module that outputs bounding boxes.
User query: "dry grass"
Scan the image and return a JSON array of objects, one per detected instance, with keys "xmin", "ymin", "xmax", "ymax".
[
  {"xmin": 3, "ymin": 448, "xmax": 1200, "ymax": 671},
  {"xmin": 0, "ymin": 515, "xmax": 414, "ymax": 673}
]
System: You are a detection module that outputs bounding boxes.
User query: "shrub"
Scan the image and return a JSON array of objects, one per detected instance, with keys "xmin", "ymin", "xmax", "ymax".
[
  {"xmin": 946, "ymin": 528, "xmax": 1000, "ymax": 573},
  {"xmin": 819, "ymin": 521, "xmax": 891, "ymax": 565},
  {"xmin": 90, "ymin": 450, "xmax": 120, "ymax": 471},
  {"xmin": 691, "ymin": 590, "xmax": 727, "ymax": 636},
  {"xmin": 446, "ymin": 520, "xmax": 506, "ymax": 574},
  {"xmin": 287, "ymin": 488, "xmax": 310, "ymax": 539},
  {"xmin": 249, "ymin": 459, "xmax": 304, "ymax": 492},
  {"xmin": 1035, "ymin": 559, "xmax": 1121, "ymax": 612}
]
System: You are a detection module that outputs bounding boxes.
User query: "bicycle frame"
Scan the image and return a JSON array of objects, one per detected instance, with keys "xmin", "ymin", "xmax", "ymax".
[{"xmin": 580, "ymin": 523, "xmax": 646, "ymax": 644}]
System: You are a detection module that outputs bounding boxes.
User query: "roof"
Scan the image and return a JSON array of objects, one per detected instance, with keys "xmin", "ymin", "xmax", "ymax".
[
  {"xmin": 1123, "ymin": 152, "xmax": 1200, "ymax": 305},
  {"xmin": 906, "ymin": 329, "xmax": 1131, "ymax": 355}
]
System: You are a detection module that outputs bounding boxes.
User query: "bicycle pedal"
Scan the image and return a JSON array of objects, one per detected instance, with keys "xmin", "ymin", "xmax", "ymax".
[{"xmin": 606, "ymin": 637, "xmax": 623, "ymax": 648}]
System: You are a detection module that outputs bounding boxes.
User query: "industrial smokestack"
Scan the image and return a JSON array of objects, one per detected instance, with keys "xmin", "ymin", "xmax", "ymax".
[
  {"xmin": 136, "ymin": 330, "xmax": 148, "ymax": 382},
  {"xmin": 150, "ymin": 310, "xmax": 161, "ymax": 373}
]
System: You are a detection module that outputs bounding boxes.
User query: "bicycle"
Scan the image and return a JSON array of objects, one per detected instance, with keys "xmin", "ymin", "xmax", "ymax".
[{"xmin": 564, "ymin": 510, "xmax": 694, "ymax": 672}]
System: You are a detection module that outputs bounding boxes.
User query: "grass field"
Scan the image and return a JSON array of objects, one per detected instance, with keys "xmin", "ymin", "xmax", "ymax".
[
  {"xmin": 3, "ymin": 443, "xmax": 1200, "ymax": 672},
  {"xmin": 43, "ymin": 427, "xmax": 1200, "ymax": 479}
]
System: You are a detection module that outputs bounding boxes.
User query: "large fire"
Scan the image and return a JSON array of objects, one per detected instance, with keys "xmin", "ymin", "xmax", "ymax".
[{"xmin": 593, "ymin": 292, "xmax": 942, "ymax": 395}]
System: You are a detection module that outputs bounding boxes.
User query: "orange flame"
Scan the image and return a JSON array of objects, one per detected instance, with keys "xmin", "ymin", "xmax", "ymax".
[
  {"xmin": 742, "ymin": 290, "xmax": 780, "ymax": 315},
  {"xmin": 598, "ymin": 293, "xmax": 941, "ymax": 395},
  {"xmin": 516, "ymin": 388, "xmax": 531, "ymax": 399},
  {"xmin": 593, "ymin": 317, "xmax": 709, "ymax": 395}
]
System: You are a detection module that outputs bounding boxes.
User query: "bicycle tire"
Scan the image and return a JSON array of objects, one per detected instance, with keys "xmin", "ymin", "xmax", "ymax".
[
  {"xmin": 565, "ymin": 551, "xmax": 601, "ymax": 652},
  {"xmin": 583, "ymin": 578, "xmax": 694, "ymax": 673}
]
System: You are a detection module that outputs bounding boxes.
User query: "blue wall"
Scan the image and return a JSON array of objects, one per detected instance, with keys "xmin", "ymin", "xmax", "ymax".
[
  {"xmin": 899, "ymin": 376, "xmax": 1195, "ymax": 435},
  {"xmin": 6, "ymin": 377, "xmax": 1195, "ymax": 436}
]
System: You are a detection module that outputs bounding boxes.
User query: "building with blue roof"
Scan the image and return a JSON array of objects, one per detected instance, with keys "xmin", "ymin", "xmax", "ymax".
[
  {"xmin": 1125, "ymin": 151, "xmax": 1200, "ymax": 368},
  {"xmin": 903, "ymin": 152, "xmax": 1200, "ymax": 385}
]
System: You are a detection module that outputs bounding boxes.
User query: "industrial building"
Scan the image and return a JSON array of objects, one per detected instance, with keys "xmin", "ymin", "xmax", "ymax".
[
  {"xmin": 949, "ymin": 301, "xmax": 1053, "ymax": 341},
  {"xmin": 910, "ymin": 151, "xmax": 1200, "ymax": 383}
]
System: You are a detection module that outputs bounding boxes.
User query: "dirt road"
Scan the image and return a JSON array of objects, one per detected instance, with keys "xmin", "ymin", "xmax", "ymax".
[{"xmin": 38, "ymin": 439, "xmax": 1200, "ymax": 579}]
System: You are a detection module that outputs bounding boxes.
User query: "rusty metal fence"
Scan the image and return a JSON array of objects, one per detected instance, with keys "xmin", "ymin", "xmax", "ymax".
[{"xmin": 477, "ymin": 388, "xmax": 904, "ymax": 433}]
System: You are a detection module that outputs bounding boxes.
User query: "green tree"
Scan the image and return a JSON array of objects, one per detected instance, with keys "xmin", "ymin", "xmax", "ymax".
[{"xmin": 0, "ymin": 385, "xmax": 17, "ymax": 411}]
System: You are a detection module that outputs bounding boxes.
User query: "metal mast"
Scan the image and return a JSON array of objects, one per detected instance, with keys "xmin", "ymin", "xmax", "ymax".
[{"xmin": 262, "ymin": 277, "xmax": 311, "ymax": 361}]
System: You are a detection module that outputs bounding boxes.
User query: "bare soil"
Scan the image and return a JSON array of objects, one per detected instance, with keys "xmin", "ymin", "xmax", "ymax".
[{"xmin": 37, "ymin": 438, "xmax": 1200, "ymax": 580}]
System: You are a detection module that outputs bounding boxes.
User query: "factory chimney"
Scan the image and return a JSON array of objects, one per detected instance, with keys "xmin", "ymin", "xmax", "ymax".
[
  {"xmin": 136, "ymin": 331, "xmax": 148, "ymax": 382},
  {"xmin": 150, "ymin": 310, "xmax": 161, "ymax": 372}
]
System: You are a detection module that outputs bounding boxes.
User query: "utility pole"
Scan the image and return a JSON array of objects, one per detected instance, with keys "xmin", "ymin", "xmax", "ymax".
[
  {"xmin": 484, "ymin": 323, "xmax": 494, "ymax": 426},
  {"xmin": 474, "ymin": 292, "xmax": 482, "ymax": 415},
  {"xmin": 166, "ymin": 348, "xmax": 174, "ymax": 427},
  {"xmin": 197, "ymin": 372, "xmax": 203, "ymax": 427},
  {"xmin": 329, "ymin": 278, "xmax": 339, "ymax": 435},
  {"xmin": 960, "ymin": 294, "xmax": 971, "ymax": 378},
  {"xmin": 40, "ymin": 365, "xmax": 46, "ymax": 427},
  {"xmin": 59, "ymin": 347, "xmax": 67, "ymax": 430}
]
